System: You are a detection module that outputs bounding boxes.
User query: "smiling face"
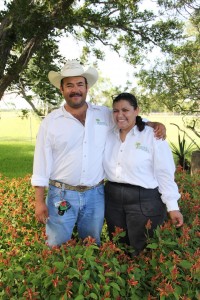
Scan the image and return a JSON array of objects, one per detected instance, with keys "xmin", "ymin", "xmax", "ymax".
[
  {"xmin": 113, "ymin": 99, "xmax": 139, "ymax": 133},
  {"xmin": 60, "ymin": 76, "xmax": 88, "ymax": 109}
]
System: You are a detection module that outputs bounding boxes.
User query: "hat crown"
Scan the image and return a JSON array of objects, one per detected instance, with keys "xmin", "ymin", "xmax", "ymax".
[
  {"xmin": 61, "ymin": 60, "xmax": 84, "ymax": 76},
  {"xmin": 48, "ymin": 60, "xmax": 98, "ymax": 89}
]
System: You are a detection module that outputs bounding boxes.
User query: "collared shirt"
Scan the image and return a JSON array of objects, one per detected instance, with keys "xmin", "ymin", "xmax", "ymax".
[
  {"xmin": 103, "ymin": 125, "xmax": 180, "ymax": 211},
  {"xmin": 31, "ymin": 103, "xmax": 112, "ymax": 187}
]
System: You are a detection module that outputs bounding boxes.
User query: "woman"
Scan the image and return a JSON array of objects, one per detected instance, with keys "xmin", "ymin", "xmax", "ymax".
[{"xmin": 103, "ymin": 93, "xmax": 183, "ymax": 256}]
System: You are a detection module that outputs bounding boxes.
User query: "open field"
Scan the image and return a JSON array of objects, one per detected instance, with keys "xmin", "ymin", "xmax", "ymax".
[
  {"xmin": 0, "ymin": 110, "xmax": 198, "ymax": 144},
  {"xmin": 143, "ymin": 113, "xmax": 198, "ymax": 145},
  {"xmin": 0, "ymin": 142, "xmax": 35, "ymax": 178},
  {"xmin": 0, "ymin": 110, "xmax": 199, "ymax": 178},
  {"xmin": 0, "ymin": 111, "xmax": 41, "ymax": 142}
]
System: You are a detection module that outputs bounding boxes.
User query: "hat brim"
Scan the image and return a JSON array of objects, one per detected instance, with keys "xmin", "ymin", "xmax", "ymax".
[{"xmin": 48, "ymin": 67, "xmax": 98, "ymax": 89}]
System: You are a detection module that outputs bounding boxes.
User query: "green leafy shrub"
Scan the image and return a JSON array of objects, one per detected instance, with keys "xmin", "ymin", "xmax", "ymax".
[
  {"xmin": 0, "ymin": 172, "xmax": 199, "ymax": 299},
  {"xmin": 170, "ymin": 131, "xmax": 196, "ymax": 171}
]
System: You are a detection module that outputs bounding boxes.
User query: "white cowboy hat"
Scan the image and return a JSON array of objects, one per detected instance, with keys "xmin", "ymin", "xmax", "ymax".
[{"xmin": 48, "ymin": 60, "xmax": 98, "ymax": 89}]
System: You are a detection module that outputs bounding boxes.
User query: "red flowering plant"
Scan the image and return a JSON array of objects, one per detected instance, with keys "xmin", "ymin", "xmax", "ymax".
[{"xmin": 0, "ymin": 170, "xmax": 199, "ymax": 299}]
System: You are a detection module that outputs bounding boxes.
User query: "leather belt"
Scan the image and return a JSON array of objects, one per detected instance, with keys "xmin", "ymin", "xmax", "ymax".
[{"xmin": 49, "ymin": 179, "xmax": 104, "ymax": 192}]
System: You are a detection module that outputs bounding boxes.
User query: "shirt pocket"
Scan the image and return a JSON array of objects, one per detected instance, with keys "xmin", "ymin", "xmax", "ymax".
[{"xmin": 94, "ymin": 124, "xmax": 108, "ymax": 147}]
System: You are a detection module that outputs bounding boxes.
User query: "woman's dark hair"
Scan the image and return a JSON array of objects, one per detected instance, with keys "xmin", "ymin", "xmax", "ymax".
[{"xmin": 112, "ymin": 93, "xmax": 145, "ymax": 132}]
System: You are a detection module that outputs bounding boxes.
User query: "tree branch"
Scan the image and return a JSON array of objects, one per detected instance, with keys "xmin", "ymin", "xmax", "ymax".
[{"xmin": 170, "ymin": 123, "xmax": 200, "ymax": 149}]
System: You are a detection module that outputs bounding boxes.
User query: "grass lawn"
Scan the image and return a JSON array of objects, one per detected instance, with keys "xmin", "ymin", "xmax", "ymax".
[
  {"xmin": 0, "ymin": 142, "xmax": 35, "ymax": 178},
  {"xmin": 0, "ymin": 110, "xmax": 198, "ymax": 178},
  {"xmin": 143, "ymin": 113, "xmax": 198, "ymax": 145},
  {"xmin": 0, "ymin": 111, "xmax": 40, "ymax": 178}
]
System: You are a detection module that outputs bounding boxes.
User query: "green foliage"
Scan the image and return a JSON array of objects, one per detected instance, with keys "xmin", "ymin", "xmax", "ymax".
[
  {"xmin": 170, "ymin": 130, "xmax": 196, "ymax": 170},
  {"xmin": 135, "ymin": 7, "xmax": 200, "ymax": 138},
  {"xmin": 0, "ymin": 0, "xmax": 193, "ymax": 110},
  {"xmin": 0, "ymin": 172, "xmax": 199, "ymax": 299}
]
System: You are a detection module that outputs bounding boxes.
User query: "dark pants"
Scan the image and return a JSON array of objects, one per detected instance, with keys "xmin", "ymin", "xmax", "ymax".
[{"xmin": 105, "ymin": 181, "xmax": 167, "ymax": 255}]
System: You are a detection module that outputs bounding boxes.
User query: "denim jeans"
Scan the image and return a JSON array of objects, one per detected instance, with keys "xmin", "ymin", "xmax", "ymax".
[{"xmin": 46, "ymin": 184, "xmax": 105, "ymax": 247}]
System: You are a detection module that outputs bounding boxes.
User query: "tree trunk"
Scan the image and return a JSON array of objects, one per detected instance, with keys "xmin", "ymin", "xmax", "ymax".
[
  {"xmin": 191, "ymin": 150, "xmax": 200, "ymax": 175},
  {"xmin": 0, "ymin": 0, "xmax": 75, "ymax": 100},
  {"xmin": 0, "ymin": 15, "xmax": 16, "ymax": 78},
  {"xmin": 0, "ymin": 37, "xmax": 42, "ymax": 100}
]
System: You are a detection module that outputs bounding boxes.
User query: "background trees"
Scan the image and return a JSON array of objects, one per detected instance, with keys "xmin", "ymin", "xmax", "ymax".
[
  {"xmin": 1, "ymin": 0, "xmax": 196, "ymax": 112},
  {"xmin": 135, "ymin": 6, "xmax": 199, "ymax": 140}
]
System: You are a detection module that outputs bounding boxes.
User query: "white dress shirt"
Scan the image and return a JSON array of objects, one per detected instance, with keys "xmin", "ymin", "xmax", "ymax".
[
  {"xmin": 31, "ymin": 103, "xmax": 112, "ymax": 187},
  {"xmin": 103, "ymin": 125, "xmax": 180, "ymax": 212}
]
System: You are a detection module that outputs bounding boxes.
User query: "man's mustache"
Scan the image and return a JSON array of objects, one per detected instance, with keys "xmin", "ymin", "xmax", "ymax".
[{"xmin": 69, "ymin": 93, "xmax": 82, "ymax": 97}]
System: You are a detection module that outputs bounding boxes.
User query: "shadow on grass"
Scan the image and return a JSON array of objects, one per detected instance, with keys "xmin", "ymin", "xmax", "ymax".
[{"xmin": 0, "ymin": 142, "xmax": 35, "ymax": 178}]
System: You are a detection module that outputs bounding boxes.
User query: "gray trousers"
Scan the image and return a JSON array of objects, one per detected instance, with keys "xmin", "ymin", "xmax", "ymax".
[{"xmin": 105, "ymin": 181, "xmax": 167, "ymax": 255}]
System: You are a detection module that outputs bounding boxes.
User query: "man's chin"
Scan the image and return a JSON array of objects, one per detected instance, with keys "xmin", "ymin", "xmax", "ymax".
[{"xmin": 70, "ymin": 100, "xmax": 86, "ymax": 109}]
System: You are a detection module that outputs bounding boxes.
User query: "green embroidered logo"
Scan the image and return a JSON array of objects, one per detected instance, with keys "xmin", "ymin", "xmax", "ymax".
[
  {"xmin": 96, "ymin": 118, "xmax": 107, "ymax": 126},
  {"xmin": 135, "ymin": 142, "xmax": 141, "ymax": 149},
  {"xmin": 135, "ymin": 142, "xmax": 149, "ymax": 153}
]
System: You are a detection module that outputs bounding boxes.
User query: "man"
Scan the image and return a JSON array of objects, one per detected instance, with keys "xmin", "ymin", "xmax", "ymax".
[{"xmin": 31, "ymin": 60, "xmax": 165, "ymax": 247}]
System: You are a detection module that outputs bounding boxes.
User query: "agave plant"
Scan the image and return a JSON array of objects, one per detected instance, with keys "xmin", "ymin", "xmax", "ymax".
[{"xmin": 170, "ymin": 131, "xmax": 196, "ymax": 171}]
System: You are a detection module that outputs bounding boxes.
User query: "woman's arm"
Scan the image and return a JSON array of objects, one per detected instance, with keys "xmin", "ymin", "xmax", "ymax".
[{"xmin": 153, "ymin": 139, "xmax": 183, "ymax": 227}]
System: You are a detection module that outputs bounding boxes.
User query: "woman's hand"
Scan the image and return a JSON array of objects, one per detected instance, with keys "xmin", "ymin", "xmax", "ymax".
[{"xmin": 169, "ymin": 210, "xmax": 184, "ymax": 227}]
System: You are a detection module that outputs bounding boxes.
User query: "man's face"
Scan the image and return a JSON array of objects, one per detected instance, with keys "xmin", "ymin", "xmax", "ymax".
[{"xmin": 60, "ymin": 76, "xmax": 88, "ymax": 108}]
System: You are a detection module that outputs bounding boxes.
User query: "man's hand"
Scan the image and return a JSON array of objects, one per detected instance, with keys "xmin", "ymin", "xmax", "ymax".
[
  {"xmin": 35, "ymin": 201, "xmax": 49, "ymax": 224},
  {"xmin": 169, "ymin": 210, "xmax": 184, "ymax": 228},
  {"xmin": 146, "ymin": 121, "xmax": 166, "ymax": 140},
  {"xmin": 35, "ymin": 186, "xmax": 49, "ymax": 224}
]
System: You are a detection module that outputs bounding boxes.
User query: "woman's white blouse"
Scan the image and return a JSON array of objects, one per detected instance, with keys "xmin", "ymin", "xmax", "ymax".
[{"xmin": 103, "ymin": 125, "xmax": 180, "ymax": 212}]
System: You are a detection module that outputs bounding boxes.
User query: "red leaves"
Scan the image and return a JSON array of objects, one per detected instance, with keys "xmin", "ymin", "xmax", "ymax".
[
  {"xmin": 0, "ymin": 173, "xmax": 199, "ymax": 299},
  {"xmin": 127, "ymin": 277, "xmax": 139, "ymax": 286},
  {"xmin": 157, "ymin": 279, "xmax": 175, "ymax": 297}
]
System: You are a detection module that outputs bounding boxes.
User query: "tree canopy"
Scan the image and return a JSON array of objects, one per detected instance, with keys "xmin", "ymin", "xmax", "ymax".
[
  {"xmin": 135, "ymin": 7, "xmax": 200, "ymax": 139},
  {"xmin": 0, "ymin": 1, "xmax": 192, "ymax": 103}
]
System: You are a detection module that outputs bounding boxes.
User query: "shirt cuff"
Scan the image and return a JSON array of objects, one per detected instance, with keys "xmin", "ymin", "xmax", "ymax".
[
  {"xmin": 31, "ymin": 175, "xmax": 49, "ymax": 187},
  {"xmin": 166, "ymin": 201, "xmax": 180, "ymax": 212}
]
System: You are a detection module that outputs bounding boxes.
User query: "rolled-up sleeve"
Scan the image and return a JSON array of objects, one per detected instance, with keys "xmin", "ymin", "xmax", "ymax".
[
  {"xmin": 153, "ymin": 140, "xmax": 180, "ymax": 212},
  {"xmin": 31, "ymin": 120, "xmax": 53, "ymax": 187}
]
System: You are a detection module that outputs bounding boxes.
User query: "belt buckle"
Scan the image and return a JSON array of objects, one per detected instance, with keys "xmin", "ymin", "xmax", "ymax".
[{"xmin": 79, "ymin": 186, "xmax": 86, "ymax": 192}]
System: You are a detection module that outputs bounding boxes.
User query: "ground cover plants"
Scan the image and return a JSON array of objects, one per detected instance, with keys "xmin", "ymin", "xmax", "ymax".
[{"xmin": 0, "ymin": 169, "xmax": 199, "ymax": 300}]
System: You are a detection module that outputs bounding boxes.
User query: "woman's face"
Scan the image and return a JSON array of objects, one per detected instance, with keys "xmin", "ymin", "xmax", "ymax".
[{"xmin": 113, "ymin": 100, "xmax": 139, "ymax": 133}]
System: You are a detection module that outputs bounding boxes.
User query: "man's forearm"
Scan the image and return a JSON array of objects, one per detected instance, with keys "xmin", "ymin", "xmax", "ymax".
[
  {"xmin": 35, "ymin": 186, "xmax": 45, "ymax": 203},
  {"xmin": 146, "ymin": 121, "xmax": 156, "ymax": 128},
  {"xmin": 146, "ymin": 121, "xmax": 166, "ymax": 140}
]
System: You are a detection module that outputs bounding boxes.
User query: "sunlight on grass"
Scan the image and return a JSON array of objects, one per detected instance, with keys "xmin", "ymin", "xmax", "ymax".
[
  {"xmin": 0, "ymin": 142, "xmax": 35, "ymax": 178},
  {"xmin": 0, "ymin": 111, "xmax": 41, "ymax": 142},
  {"xmin": 0, "ymin": 111, "xmax": 198, "ymax": 178}
]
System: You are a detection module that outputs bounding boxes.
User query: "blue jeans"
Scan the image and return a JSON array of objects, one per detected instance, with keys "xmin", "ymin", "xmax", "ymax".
[{"xmin": 46, "ymin": 184, "xmax": 105, "ymax": 247}]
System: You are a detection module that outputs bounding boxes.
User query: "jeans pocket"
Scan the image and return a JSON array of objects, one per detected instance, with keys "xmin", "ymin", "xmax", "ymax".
[
  {"xmin": 139, "ymin": 187, "xmax": 166, "ymax": 217},
  {"xmin": 96, "ymin": 184, "xmax": 105, "ymax": 196},
  {"xmin": 48, "ymin": 185, "xmax": 62, "ymax": 198}
]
